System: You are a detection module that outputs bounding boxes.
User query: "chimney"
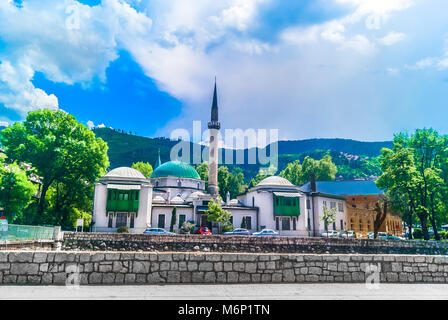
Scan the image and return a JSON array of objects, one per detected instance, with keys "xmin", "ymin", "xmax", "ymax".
[
  {"xmin": 310, "ymin": 172, "xmax": 317, "ymax": 193},
  {"xmin": 226, "ymin": 191, "xmax": 231, "ymax": 206}
]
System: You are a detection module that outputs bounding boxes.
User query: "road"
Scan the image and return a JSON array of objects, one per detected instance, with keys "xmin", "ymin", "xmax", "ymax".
[{"xmin": 0, "ymin": 283, "xmax": 448, "ymax": 300}]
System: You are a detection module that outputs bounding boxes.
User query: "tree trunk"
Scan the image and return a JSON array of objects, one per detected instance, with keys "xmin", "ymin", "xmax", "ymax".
[
  {"xmin": 419, "ymin": 213, "xmax": 430, "ymax": 240},
  {"xmin": 38, "ymin": 184, "xmax": 50, "ymax": 216},
  {"xmin": 373, "ymin": 202, "xmax": 387, "ymax": 239},
  {"xmin": 429, "ymin": 209, "xmax": 439, "ymax": 240}
]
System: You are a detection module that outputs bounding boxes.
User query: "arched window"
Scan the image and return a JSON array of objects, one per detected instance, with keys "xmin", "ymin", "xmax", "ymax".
[
  {"xmin": 178, "ymin": 180, "xmax": 182, "ymax": 188},
  {"xmin": 197, "ymin": 182, "xmax": 200, "ymax": 189}
]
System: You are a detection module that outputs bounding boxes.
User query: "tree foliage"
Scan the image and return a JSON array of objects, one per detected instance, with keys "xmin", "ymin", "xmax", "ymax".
[
  {"xmin": 205, "ymin": 198, "xmax": 231, "ymax": 224},
  {"xmin": 197, "ymin": 162, "xmax": 245, "ymax": 200},
  {"xmin": 279, "ymin": 155, "xmax": 337, "ymax": 185},
  {"xmin": 320, "ymin": 205, "xmax": 337, "ymax": 230},
  {"xmin": 131, "ymin": 161, "xmax": 153, "ymax": 178},
  {"xmin": 0, "ymin": 155, "xmax": 37, "ymax": 222},
  {"xmin": 170, "ymin": 207, "xmax": 177, "ymax": 232},
  {"xmin": 376, "ymin": 129, "xmax": 448, "ymax": 240},
  {"xmin": 1, "ymin": 110, "xmax": 109, "ymax": 228}
]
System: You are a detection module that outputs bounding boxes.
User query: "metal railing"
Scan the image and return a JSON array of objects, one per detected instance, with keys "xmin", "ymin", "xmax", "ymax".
[{"xmin": 0, "ymin": 224, "xmax": 58, "ymax": 241}]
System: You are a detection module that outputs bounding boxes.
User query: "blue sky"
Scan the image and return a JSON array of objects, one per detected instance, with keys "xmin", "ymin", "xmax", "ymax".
[{"xmin": 0, "ymin": 0, "xmax": 448, "ymax": 142}]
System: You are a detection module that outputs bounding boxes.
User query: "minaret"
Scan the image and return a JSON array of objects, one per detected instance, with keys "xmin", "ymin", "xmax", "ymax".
[
  {"xmin": 208, "ymin": 79, "xmax": 220, "ymax": 197},
  {"xmin": 156, "ymin": 149, "xmax": 162, "ymax": 168}
]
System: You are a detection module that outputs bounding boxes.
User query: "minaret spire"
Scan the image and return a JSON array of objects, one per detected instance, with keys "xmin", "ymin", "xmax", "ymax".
[
  {"xmin": 208, "ymin": 78, "xmax": 220, "ymax": 197},
  {"xmin": 211, "ymin": 77, "xmax": 218, "ymax": 122},
  {"xmin": 156, "ymin": 149, "xmax": 162, "ymax": 168}
]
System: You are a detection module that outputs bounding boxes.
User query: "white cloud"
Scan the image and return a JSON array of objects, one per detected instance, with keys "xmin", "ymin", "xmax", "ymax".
[
  {"xmin": 0, "ymin": 0, "xmax": 152, "ymax": 119},
  {"xmin": 378, "ymin": 31, "xmax": 406, "ymax": 46},
  {"xmin": 214, "ymin": 0, "xmax": 268, "ymax": 31},
  {"xmin": 335, "ymin": 0, "xmax": 413, "ymax": 29},
  {"xmin": 405, "ymin": 57, "xmax": 435, "ymax": 70},
  {"xmin": 87, "ymin": 120, "xmax": 95, "ymax": 130},
  {"xmin": 0, "ymin": 61, "xmax": 59, "ymax": 117},
  {"xmin": 437, "ymin": 58, "xmax": 448, "ymax": 70}
]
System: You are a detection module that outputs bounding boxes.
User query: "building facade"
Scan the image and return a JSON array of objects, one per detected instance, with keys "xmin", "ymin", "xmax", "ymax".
[{"xmin": 300, "ymin": 180, "xmax": 403, "ymax": 238}]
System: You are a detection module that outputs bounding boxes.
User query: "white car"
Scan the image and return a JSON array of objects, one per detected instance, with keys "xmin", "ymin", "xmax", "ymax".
[
  {"xmin": 253, "ymin": 229, "xmax": 279, "ymax": 236},
  {"xmin": 340, "ymin": 230, "xmax": 356, "ymax": 239},
  {"xmin": 321, "ymin": 230, "xmax": 339, "ymax": 238}
]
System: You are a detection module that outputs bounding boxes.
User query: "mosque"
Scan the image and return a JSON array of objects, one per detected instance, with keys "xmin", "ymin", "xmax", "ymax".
[{"xmin": 92, "ymin": 82, "xmax": 348, "ymax": 236}]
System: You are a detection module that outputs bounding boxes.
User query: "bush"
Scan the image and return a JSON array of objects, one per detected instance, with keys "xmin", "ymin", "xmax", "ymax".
[
  {"xmin": 180, "ymin": 221, "xmax": 195, "ymax": 234},
  {"xmin": 221, "ymin": 222, "xmax": 234, "ymax": 233},
  {"xmin": 413, "ymin": 228, "xmax": 423, "ymax": 239},
  {"xmin": 117, "ymin": 226, "xmax": 130, "ymax": 234}
]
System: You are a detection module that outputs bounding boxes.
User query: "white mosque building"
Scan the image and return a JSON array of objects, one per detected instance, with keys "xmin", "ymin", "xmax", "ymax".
[{"xmin": 92, "ymin": 82, "xmax": 348, "ymax": 236}]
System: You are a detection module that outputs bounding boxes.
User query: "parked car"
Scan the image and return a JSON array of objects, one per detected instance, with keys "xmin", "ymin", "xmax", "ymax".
[
  {"xmin": 340, "ymin": 230, "xmax": 356, "ymax": 239},
  {"xmin": 253, "ymin": 229, "xmax": 279, "ymax": 236},
  {"xmin": 224, "ymin": 228, "xmax": 250, "ymax": 235},
  {"xmin": 143, "ymin": 228, "xmax": 175, "ymax": 235},
  {"xmin": 194, "ymin": 227, "xmax": 212, "ymax": 235},
  {"xmin": 368, "ymin": 232, "xmax": 387, "ymax": 239},
  {"xmin": 382, "ymin": 234, "xmax": 404, "ymax": 240},
  {"xmin": 321, "ymin": 230, "xmax": 339, "ymax": 238}
]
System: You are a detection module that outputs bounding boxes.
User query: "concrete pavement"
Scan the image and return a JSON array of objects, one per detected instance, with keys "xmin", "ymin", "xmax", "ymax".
[{"xmin": 0, "ymin": 283, "xmax": 448, "ymax": 300}]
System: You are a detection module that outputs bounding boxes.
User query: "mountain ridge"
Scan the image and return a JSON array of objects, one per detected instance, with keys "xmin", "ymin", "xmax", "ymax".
[{"xmin": 93, "ymin": 127, "xmax": 392, "ymax": 182}]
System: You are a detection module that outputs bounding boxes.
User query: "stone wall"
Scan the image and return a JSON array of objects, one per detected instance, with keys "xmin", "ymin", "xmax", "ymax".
[
  {"xmin": 0, "ymin": 240, "xmax": 56, "ymax": 251},
  {"xmin": 63, "ymin": 232, "xmax": 448, "ymax": 255},
  {"xmin": 1, "ymin": 251, "xmax": 448, "ymax": 285}
]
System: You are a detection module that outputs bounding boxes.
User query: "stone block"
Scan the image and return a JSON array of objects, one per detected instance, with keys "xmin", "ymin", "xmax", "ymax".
[
  {"xmin": 133, "ymin": 261, "xmax": 150, "ymax": 273},
  {"xmin": 125, "ymin": 274, "xmax": 136, "ymax": 284},
  {"xmin": 227, "ymin": 272, "xmax": 238, "ymax": 283},
  {"xmin": 167, "ymin": 271, "xmax": 181, "ymax": 283},
  {"xmin": 89, "ymin": 273, "xmax": 103, "ymax": 284},
  {"xmin": 283, "ymin": 269, "xmax": 295, "ymax": 282},
  {"xmin": 245, "ymin": 263, "xmax": 257, "ymax": 273},
  {"xmin": 204, "ymin": 272, "xmax": 216, "ymax": 283},
  {"xmin": 181, "ymin": 272, "xmax": 192, "ymax": 283},
  {"xmin": 233, "ymin": 262, "xmax": 245, "ymax": 272},
  {"xmin": 205, "ymin": 254, "xmax": 221, "ymax": 262},
  {"xmin": 199, "ymin": 262, "xmax": 214, "ymax": 272},
  {"xmin": 10, "ymin": 263, "xmax": 39, "ymax": 275},
  {"xmin": 239, "ymin": 273, "xmax": 251, "ymax": 283},
  {"xmin": 187, "ymin": 262, "xmax": 198, "ymax": 271},
  {"xmin": 102, "ymin": 273, "xmax": 115, "ymax": 284},
  {"xmin": 192, "ymin": 272, "xmax": 205, "ymax": 283},
  {"xmin": 33, "ymin": 253, "xmax": 48, "ymax": 263},
  {"xmin": 9, "ymin": 252, "xmax": 33, "ymax": 263}
]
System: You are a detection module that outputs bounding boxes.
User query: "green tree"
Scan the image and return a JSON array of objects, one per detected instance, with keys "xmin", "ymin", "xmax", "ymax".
[
  {"xmin": 205, "ymin": 198, "xmax": 232, "ymax": 233},
  {"xmin": 227, "ymin": 167, "xmax": 245, "ymax": 199},
  {"xmin": 196, "ymin": 161, "xmax": 209, "ymax": 189},
  {"xmin": 170, "ymin": 207, "xmax": 177, "ymax": 232},
  {"xmin": 280, "ymin": 155, "xmax": 337, "ymax": 186},
  {"xmin": 132, "ymin": 161, "xmax": 153, "ymax": 178},
  {"xmin": 0, "ymin": 159, "xmax": 36, "ymax": 222},
  {"xmin": 376, "ymin": 129, "xmax": 448, "ymax": 240},
  {"xmin": 218, "ymin": 166, "xmax": 230, "ymax": 200},
  {"xmin": 241, "ymin": 216, "xmax": 247, "ymax": 229},
  {"xmin": 320, "ymin": 205, "xmax": 337, "ymax": 234},
  {"xmin": 1, "ymin": 110, "xmax": 109, "ymax": 227}
]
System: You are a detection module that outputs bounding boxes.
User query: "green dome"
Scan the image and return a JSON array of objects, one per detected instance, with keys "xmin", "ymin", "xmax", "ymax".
[{"xmin": 151, "ymin": 161, "xmax": 201, "ymax": 179}]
